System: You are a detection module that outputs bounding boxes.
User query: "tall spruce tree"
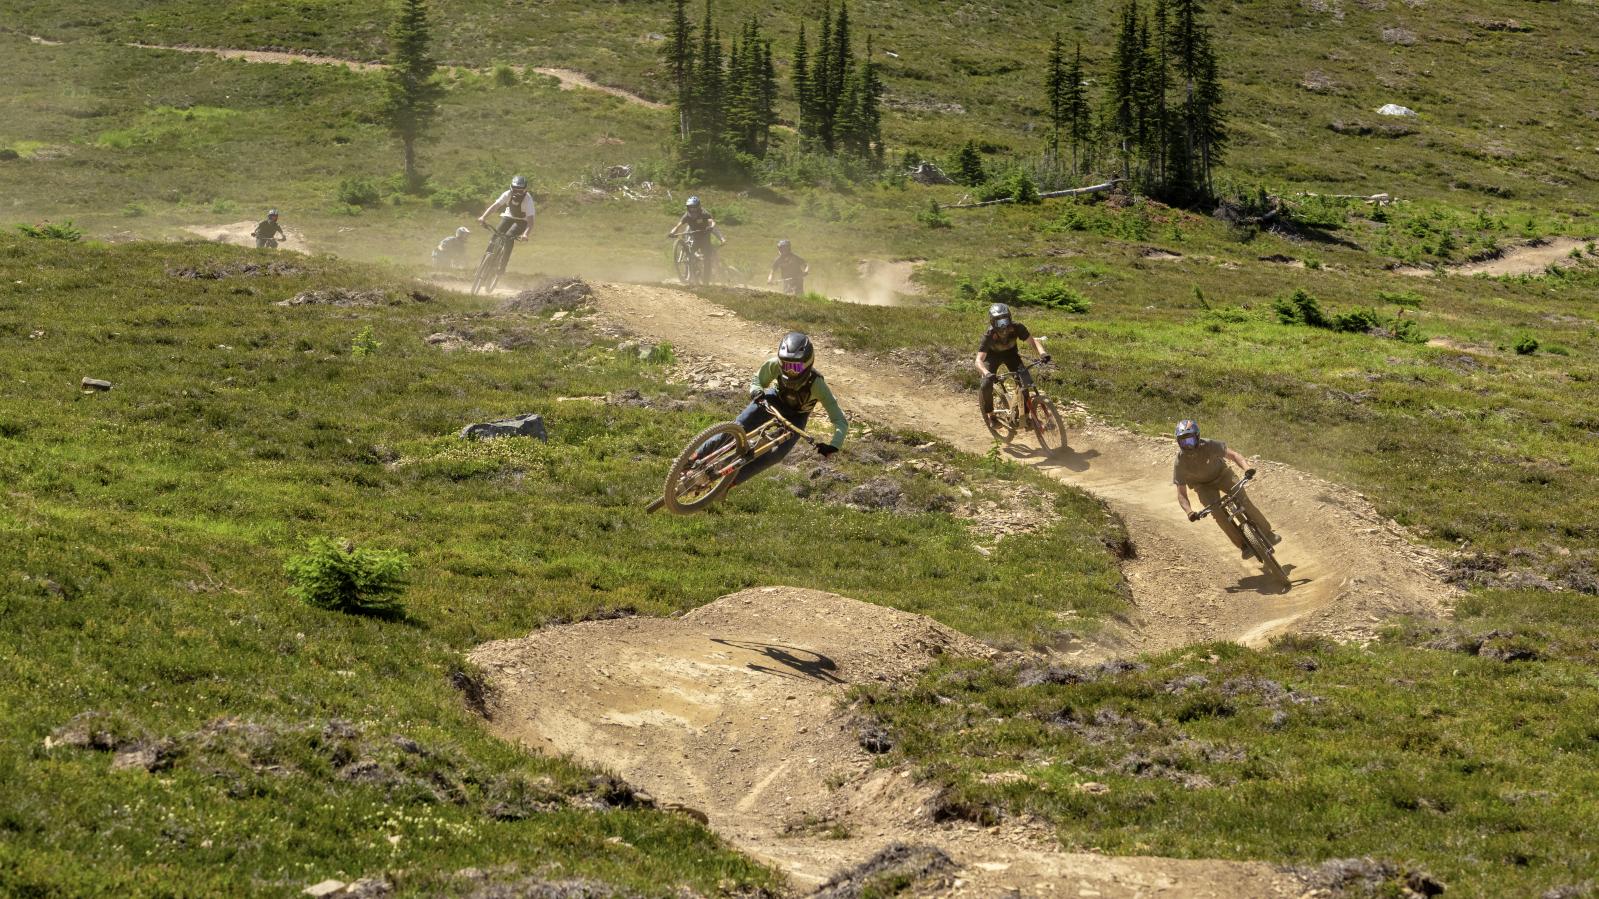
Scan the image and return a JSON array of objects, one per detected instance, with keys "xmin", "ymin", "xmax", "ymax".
[
  {"xmin": 793, "ymin": 24, "xmax": 817, "ymax": 144},
  {"xmin": 383, "ymin": 0, "xmax": 444, "ymax": 192},
  {"xmin": 666, "ymin": 0, "xmax": 695, "ymax": 139},
  {"xmin": 1066, "ymin": 42, "xmax": 1092, "ymax": 174},
  {"xmin": 1046, "ymin": 33, "xmax": 1068, "ymax": 164},
  {"xmin": 1109, "ymin": 1, "xmax": 1140, "ymax": 179}
]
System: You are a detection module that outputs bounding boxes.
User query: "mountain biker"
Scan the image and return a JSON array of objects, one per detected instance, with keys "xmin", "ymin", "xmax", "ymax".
[
  {"xmin": 1172, "ymin": 419, "xmax": 1281, "ymax": 560},
  {"xmin": 253, "ymin": 209, "xmax": 286, "ymax": 249},
  {"xmin": 976, "ymin": 303, "xmax": 1050, "ymax": 422},
  {"xmin": 433, "ymin": 226, "xmax": 471, "ymax": 269},
  {"xmin": 720, "ymin": 331, "xmax": 847, "ymax": 489},
  {"xmin": 477, "ymin": 175, "xmax": 536, "ymax": 245},
  {"xmin": 767, "ymin": 239, "xmax": 809, "ymax": 296},
  {"xmin": 667, "ymin": 196, "xmax": 722, "ymax": 279}
]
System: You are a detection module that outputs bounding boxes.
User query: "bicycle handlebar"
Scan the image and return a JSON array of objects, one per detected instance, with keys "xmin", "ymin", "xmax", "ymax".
[
  {"xmin": 1192, "ymin": 473, "xmax": 1256, "ymax": 521},
  {"xmin": 756, "ymin": 399, "xmax": 822, "ymax": 446},
  {"xmin": 987, "ymin": 358, "xmax": 1053, "ymax": 382}
]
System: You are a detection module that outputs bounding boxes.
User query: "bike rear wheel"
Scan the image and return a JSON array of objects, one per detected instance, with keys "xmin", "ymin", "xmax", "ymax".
[
  {"xmin": 984, "ymin": 380, "xmax": 1019, "ymax": 443},
  {"xmin": 1242, "ymin": 522, "xmax": 1288, "ymax": 590},
  {"xmin": 1030, "ymin": 394, "xmax": 1066, "ymax": 452},
  {"xmin": 662, "ymin": 422, "xmax": 747, "ymax": 514}
]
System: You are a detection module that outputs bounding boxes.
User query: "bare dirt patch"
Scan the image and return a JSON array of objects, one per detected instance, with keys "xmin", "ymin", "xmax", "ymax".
[
  {"xmin": 472, "ymin": 588, "xmax": 1304, "ymax": 896},
  {"xmin": 1448, "ymin": 237, "xmax": 1592, "ymax": 277},
  {"xmin": 530, "ymin": 68, "xmax": 667, "ymax": 110},
  {"xmin": 183, "ymin": 220, "xmax": 313, "ymax": 254}
]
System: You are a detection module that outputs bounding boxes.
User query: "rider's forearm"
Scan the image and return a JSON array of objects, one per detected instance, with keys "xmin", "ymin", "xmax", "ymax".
[
  {"xmin": 1177, "ymin": 485, "xmax": 1192, "ymax": 513},
  {"xmin": 750, "ymin": 360, "xmax": 778, "ymax": 396},
  {"xmin": 814, "ymin": 379, "xmax": 848, "ymax": 448},
  {"xmin": 1031, "ymin": 337, "xmax": 1047, "ymax": 356},
  {"xmin": 975, "ymin": 352, "xmax": 988, "ymax": 375},
  {"xmin": 1225, "ymin": 448, "xmax": 1249, "ymax": 470}
]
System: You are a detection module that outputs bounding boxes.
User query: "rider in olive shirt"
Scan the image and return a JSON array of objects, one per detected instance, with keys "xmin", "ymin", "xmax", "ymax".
[
  {"xmin": 253, "ymin": 209, "xmax": 286, "ymax": 248},
  {"xmin": 1172, "ymin": 419, "xmax": 1279, "ymax": 559},
  {"xmin": 727, "ymin": 331, "xmax": 847, "ymax": 487}
]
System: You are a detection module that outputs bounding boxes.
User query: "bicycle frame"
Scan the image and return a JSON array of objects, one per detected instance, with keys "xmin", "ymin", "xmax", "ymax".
[
  {"xmin": 1193, "ymin": 473, "xmax": 1256, "ymax": 523},
  {"xmin": 989, "ymin": 358, "xmax": 1052, "ymax": 421}
]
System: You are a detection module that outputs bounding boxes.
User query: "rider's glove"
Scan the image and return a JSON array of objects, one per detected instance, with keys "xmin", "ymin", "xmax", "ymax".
[
  {"xmin": 1040, "ymin": 354, "xmax": 1052, "ymax": 364},
  {"xmin": 1187, "ymin": 511, "xmax": 1201, "ymax": 522},
  {"xmin": 1244, "ymin": 467, "xmax": 1257, "ymax": 479},
  {"xmin": 816, "ymin": 443, "xmax": 839, "ymax": 458}
]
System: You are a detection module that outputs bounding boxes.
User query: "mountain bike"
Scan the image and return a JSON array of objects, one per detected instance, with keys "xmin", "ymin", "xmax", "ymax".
[
  {"xmin": 672, "ymin": 230, "xmax": 717, "ymax": 286},
  {"xmin": 647, "ymin": 400, "xmax": 825, "ymax": 514},
  {"xmin": 472, "ymin": 221, "xmax": 521, "ymax": 296},
  {"xmin": 983, "ymin": 359, "xmax": 1066, "ymax": 451},
  {"xmin": 1192, "ymin": 471, "xmax": 1287, "ymax": 589},
  {"xmin": 255, "ymin": 237, "xmax": 280, "ymax": 249}
]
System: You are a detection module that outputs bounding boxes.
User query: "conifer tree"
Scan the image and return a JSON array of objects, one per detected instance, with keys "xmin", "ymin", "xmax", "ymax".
[
  {"xmin": 793, "ymin": 24, "xmax": 817, "ymax": 145},
  {"xmin": 1109, "ymin": 1, "xmax": 1140, "ymax": 179},
  {"xmin": 1065, "ymin": 42, "xmax": 1092, "ymax": 174},
  {"xmin": 666, "ymin": 0, "xmax": 695, "ymax": 139},
  {"xmin": 383, "ymin": 0, "xmax": 444, "ymax": 192},
  {"xmin": 954, "ymin": 141, "xmax": 986, "ymax": 186},
  {"xmin": 1046, "ymin": 33, "xmax": 1068, "ymax": 165}
]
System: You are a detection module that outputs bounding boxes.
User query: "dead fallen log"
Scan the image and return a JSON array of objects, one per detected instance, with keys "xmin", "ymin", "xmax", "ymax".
[
  {"xmin": 1296, "ymin": 191, "xmax": 1394, "ymax": 205},
  {"xmin": 941, "ymin": 179, "xmax": 1123, "ymax": 209}
]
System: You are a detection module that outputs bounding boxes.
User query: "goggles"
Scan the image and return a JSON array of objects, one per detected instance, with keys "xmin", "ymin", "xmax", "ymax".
[
  {"xmin": 780, "ymin": 360, "xmax": 809, "ymax": 376},
  {"xmin": 1178, "ymin": 435, "xmax": 1199, "ymax": 450}
]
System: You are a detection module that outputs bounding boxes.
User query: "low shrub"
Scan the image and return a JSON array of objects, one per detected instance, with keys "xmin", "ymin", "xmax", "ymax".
[{"xmin": 285, "ymin": 538, "xmax": 410, "ymax": 616}]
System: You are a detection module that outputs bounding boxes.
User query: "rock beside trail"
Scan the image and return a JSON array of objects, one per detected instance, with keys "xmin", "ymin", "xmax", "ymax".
[
  {"xmin": 277, "ymin": 288, "xmax": 431, "ymax": 307},
  {"xmin": 460, "ymin": 414, "xmax": 548, "ymax": 442},
  {"xmin": 813, "ymin": 843, "xmax": 955, "ymax": 898}
]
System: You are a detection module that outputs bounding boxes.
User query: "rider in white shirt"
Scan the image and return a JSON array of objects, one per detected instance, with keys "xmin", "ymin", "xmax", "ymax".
[{"xmin": 477, "ymin": 175, "xmax": 536, "ymax": 242}]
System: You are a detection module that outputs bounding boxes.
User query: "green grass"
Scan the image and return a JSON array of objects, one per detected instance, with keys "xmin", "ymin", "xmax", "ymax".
[
  {"xmin": 0, "ymin": 233, "xmax": 1128, "ymax": 893},
  {"xmin": 7, "ymin": 0, "xmax": 1599, "ymax": 208},
  {"xmin": 859, "ymin": 590, "xmax": 1599, "ymax": 896}
]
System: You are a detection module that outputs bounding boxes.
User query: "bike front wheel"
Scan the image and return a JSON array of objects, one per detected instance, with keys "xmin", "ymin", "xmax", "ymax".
[
  {"xmin": 1242, "ymin": 522, "xmax": 1288, "ymax": 591},
  {"xmin": 984, "ymin": 380, "xmax": 1019, "ymax": 443},
  {"xmin": 471, "ymin": 242, "xmax": 502, "ymax": 296},
  {"xmin": 662, "ymin": 422, "xmax": 747, "ymax": 514},
  {"xmin": 673, "ymin": 241, "xmax": 693, "ymax": 283},
  {"xmin": 1030, "ymin": 394, "xmax": 1066, "ymax": 452}
]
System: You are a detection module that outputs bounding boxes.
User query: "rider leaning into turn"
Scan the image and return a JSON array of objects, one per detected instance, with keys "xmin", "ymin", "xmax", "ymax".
[
  {"xmin": 976, "ymin": 302, "xmax": 1050, "ymax": 420},
  {"xmin": 253, "ymin": 209, "xmax": 286, "ymax": 249},
  {"xmin": 1172, "ymin": 419, "xmax": 1280, "ymax": 559},
  {"xmin": 667, "ymin": 196, "xmax": 722, "ymax": 273},
  {"xmin": 729, "ymin": 331, "xmax": 847, "ymax": 487},
  {"xmin": 477, "ymin": 175, "xmax": 536, "ymax": 244}
]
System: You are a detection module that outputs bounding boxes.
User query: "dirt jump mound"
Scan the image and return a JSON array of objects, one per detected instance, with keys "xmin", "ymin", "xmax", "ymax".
[{"xmin": 471, "ymin": 588, "xmax": 1303, "ymax": 896}]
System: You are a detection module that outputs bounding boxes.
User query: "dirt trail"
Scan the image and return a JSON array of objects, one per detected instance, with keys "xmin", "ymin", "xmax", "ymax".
[
  {"xmin": 183, "ymin": 220, "xmax": 312, "ymax": 253},
  {"xmin": 472, "ymin": 588, "xmax": 1304, "ymax": 896},
  {"xmin": 589, "ymin": 281, "xmax": 1454, "ymax": 654},
  {"xmin": 126, "ymin": 43, "xmax": 665, "ymax": 109},
  {"xmin": 1449, "ymin": 237, "xmax": 1590, "ymax": 277}
]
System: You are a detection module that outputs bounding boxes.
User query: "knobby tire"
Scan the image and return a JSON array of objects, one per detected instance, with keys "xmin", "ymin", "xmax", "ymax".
[
  {"xmin": 662, "ymin": 422, "xmax": 747, "ymax": 514},
  {"xmin": 471, "ymin": 240, "xmax": 501, "ymax": 296},
  {"xmin": 1030, "ymin": 394, "xmax": 1066, "ymax": 452},
  {"xmin": 1243, "ymin": 523, "xmax": 1288, "ymax": 590}
]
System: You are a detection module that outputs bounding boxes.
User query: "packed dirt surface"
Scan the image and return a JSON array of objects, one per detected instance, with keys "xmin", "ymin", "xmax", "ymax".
[
  {"xmin": 183, "ymin": 221, "xmax": 311, "ymax": 253},
  {"xmin": 836, "ymin": 259, "xmax": 925, "ymax": 306},
  {"xmin": 531, "ymin": 67, "xmax": 667, "ymax": 109},
  {"xmin": 125, "ymin": 43, "xmax": 666, "ymax": 109},
  {"xmin": 472, "ymin": 588, "xmax": 1305, "ymax": 896},
  {"xmin": 588, "ymin": 281, "xmax": 1455, "ymax": 654},
  {"xmin": 1448, "ymin": 237, "xmax": 1591, "ymax": 277}
]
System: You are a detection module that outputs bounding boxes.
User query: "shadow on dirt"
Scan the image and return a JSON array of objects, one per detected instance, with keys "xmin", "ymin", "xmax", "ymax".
[{"xmin": 709, "ymin": 638, "xmax": 844, "ymax": 683}]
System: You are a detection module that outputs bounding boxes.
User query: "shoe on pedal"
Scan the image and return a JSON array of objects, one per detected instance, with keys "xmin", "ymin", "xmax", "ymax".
[
  {"xmin": 1269, "ymin": 533, "xmax": 1282, "ymax": 547},
  {"xmin": 1241, "ymin": 546, "xmax": 1255, "ymax": 560}
]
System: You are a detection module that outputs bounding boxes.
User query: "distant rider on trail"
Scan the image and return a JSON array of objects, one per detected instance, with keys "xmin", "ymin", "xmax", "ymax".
[
  {"xmin": 433, "ymin": 226, "xmax": 471, "ymax": 269},
  {"xmin": 976, "ymin": 303, "xmax": 1050, "ymax": 423},
  {"xmin": 667, "ymin": 196, "xmax": 723, "ymax": 279},
  {"xmin": 716, "ymin": 331, "xmax": 847, "ymax": 491},
  {"xmin": 253, "ymin": 209, "xmax": 286, "ymax": 249},
  {"xmin": 1172, "ymin": 419, "xmax": 1281, "ymax": 559},
  {"xmin": 767, "ymin": 239, "xmax": 810, "ymax": 296},
  {"xmin": 477, "ymin": 175, "xmax": 536, "ymax": 249}
]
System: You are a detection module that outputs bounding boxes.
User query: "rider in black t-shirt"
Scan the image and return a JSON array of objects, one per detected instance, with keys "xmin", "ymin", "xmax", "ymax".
[{"xmin": 975, "ymin": 303, "xmax": 1050, "ymax": 420}]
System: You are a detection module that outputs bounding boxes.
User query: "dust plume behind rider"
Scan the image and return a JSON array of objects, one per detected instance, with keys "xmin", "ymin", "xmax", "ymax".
[
  {"xmin": 477, "ymin": 175, "xmax": 536, "ymax": 241},
  {"xmin": 976, "ymin": 302, "xmax": 1050, "ymax": 417},
  {"xmin": 727, "ymin": 331, "xmax": 847, "ymax": 488},
  {"xmin": 1172, "ymin": 419, "xmax": 1280, "ymax": 560}
]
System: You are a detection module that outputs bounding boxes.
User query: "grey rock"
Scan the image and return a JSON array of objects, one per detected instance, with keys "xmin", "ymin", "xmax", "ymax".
[{"xmin": 460, "ymin": 414, "xmax": 548, "ymax": 441}]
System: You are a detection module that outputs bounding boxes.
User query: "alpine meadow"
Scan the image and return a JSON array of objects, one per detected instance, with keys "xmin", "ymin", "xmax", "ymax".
[{"xmin": 2, "ymin": 1, "xmax": 1598, "ymax": 897}]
